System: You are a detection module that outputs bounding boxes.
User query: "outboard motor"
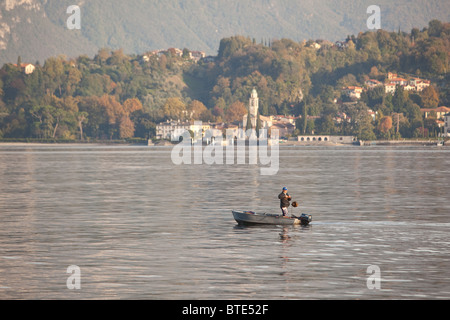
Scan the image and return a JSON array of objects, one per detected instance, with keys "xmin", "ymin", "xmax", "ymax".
[{"xmin": 299, "ymin": 213, "xmax": 312, "ymax": 226}]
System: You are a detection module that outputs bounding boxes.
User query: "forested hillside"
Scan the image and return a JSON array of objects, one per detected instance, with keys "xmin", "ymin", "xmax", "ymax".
[{"xmin": 0, "ymin": 20, "xmax": 449, "ymax": 141}]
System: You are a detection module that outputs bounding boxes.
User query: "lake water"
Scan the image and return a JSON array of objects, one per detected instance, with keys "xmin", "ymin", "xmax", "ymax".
[{"xmin": 0, "ymin": 144, "xmax": 449, "ymax": 299}]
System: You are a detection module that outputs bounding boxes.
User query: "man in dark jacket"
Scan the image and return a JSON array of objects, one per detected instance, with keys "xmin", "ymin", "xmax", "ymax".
[{"xmin": 278, "ymin": 187, "xmax": 291, "ymax": 216}]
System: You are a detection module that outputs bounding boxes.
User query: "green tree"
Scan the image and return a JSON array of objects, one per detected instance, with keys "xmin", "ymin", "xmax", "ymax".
[
  {"xmin": 428, "ymin": 20, "xmax": 444, "ymax": 37},
  {"xmin": 392, "ymin": 85, "xmax": 407, "ymax": 113},
  {"xmin": 255, "ymin": 112, "xmax": 262, "ymax": 135},
  {"xmin": 218, "ymin": 36, "xmax": 252, "ymax": 59},
  {"xmin": 318, "ymin": 114, "xmax": 336, "ymax": 134},
  {"xmin": 30, "ymin": 105, "xmax": 54, "ymax": 139},
  {"xmin": 245, "ymin": 109, "xmax": 253, "ymax": 131},
  {"xmin": 343, "ymin": 102, "xmax": 376, "ymax": 140},
  {"xmin": 43, "ymin": 56, "xmax": 65, "ymax": 97}
]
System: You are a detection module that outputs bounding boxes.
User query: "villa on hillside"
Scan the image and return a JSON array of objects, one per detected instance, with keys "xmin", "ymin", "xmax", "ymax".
[
  {"xmin": 384, "ymin": 83, "xmax": 397, "ymax": 94},
  {"xmin": 384, "ymin": 73, "xmax": 430, "ymax": 94},
  {"xmin": 13, "ymin": 63, "xmax": 35, "ymax": 75},
  {"xmin": 421, "ymin": 106, "xmax": 450, "ymax": 120},
  {"xmin": 414, "ymin": 79, "xmax": 431, "ymax": 92},
  {"xmin": 342, "ymin": 86, "xmax": 363, "ymax": 99},
  {"xmin": 389, "ymin": 76, "xmax": 408, "ymax": 86},
  {"xmin": 365, "ymin": 79, "xmax": 383, "ymax": 89},
  {"xmin": 362, "ymin": 72, "xmax": 432, "ymax": 95},
  {"xmin": 142, "ymin": 48, "xmax": 206, "ymax": 63},
  {"xmin": 189, "ymin": 51, "xmax": 206, "ymax": 62}
]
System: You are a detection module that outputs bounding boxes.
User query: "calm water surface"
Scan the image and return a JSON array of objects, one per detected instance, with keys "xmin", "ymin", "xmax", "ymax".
[{"xmin": 0, "ymin": 144, "xmax": 449, "ymax": 299}]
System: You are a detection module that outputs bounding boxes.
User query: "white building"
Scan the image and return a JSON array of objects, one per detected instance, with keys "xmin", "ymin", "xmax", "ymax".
[
  {"xmin": 156, "ymin": 120, "xmax": 211, "ymax": 141},
  {"xmin": 444, "ymin": 114, "xmax": 450, "ymax": 137},
  {"xmin": 415, "ymin": 80, "xmax": 431, "ymax": 92},
  {"xmin": 403, "ymin": 84, "xmax": 416, "ymax": 91},
  {"xmin": 342, "ymin": 86, "xmax": 363, "ymax": 99},
  {"xmin": 390, "ymin": 77, "xmax": 407, "ymax": 86},
  {"xmin": 385, "ymin": 83, "xmax": 396, "ymax": 94}
]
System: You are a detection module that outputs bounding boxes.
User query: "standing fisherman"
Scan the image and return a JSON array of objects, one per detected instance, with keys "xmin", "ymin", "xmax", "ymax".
[{"xmin": 278, "ymin": 187, "xmax": 291, "ymax": 217}]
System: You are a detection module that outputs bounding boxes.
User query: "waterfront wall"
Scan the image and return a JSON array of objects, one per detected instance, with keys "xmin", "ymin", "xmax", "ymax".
[{"xmin": 297, "ymin": 135, "xmax": 357, "ymax": 144}]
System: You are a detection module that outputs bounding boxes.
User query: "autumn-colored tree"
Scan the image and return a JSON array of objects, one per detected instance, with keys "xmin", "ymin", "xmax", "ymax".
[
  {"xmin": 212, "ymin": 105, "xmax": 224, "ymax": 118},
  {"xmin": 225, "ymin": 101, "xmax": 247, "ymax": 122},
  {"xmin": 187, "ymin": 100, "xmax": 207, "ymax": 119},
  {"xmin": 379, "ymin": 116, "xmax": 393, "ymax": 133},
  {"xmin": 420, "ymin": 86, "xmax": 439, "ymax": 109},
  {"xmin": 98, "ymin": 95, "xmax": 126, "ymax": 139},
  {"xmin": 99, "ymin": 95, "xmax": 122, "ymax": 124},
  {"xmin": 116, "ymin": 98, "xmax": 143, "ymax": 138},
  {"xmin": 123, "ymin": 98, "xmax": 143, "ymax": 114},
  {"xmin": 119, "ymin": 115, "xmax": 135, "ymax": 139},
  {"xmin": 162, "ymin": 97, "xmax": 186, "ymax": 120}
]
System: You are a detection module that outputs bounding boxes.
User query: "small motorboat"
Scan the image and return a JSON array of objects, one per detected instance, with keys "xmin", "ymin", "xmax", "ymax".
[{"xmin": 232, "ymin": 210, "xmax": 312, "ymax": 226}]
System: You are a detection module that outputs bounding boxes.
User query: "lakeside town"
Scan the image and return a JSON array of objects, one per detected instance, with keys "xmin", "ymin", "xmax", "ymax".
[
  {"xmin": 1, "ymin": 22, "xmax": 449, "ymax": 146},
  {"xmin": 153, "ymin": 76, "xmax": 450, "ymax": 146}
]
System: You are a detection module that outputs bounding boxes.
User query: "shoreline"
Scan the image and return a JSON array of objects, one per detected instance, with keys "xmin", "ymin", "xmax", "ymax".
[{"xmin": 0, "ymin": 139, "xmax": 447, "ymax": 148}]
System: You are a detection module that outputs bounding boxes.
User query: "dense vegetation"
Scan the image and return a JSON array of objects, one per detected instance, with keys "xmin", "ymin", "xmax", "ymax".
[{"xmin": 0, "ymin": 20, "xmax": 449, "ymax": 141}]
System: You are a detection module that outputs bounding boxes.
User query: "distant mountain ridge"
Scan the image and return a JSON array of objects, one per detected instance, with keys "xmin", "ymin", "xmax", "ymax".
[{"xmin": 0, "ymin": 0, "xmax": 449, "ymax": 64}]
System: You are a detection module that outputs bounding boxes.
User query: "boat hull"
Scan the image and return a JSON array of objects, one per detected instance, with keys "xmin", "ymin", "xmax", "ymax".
[{"xmin": 232, "ymin": 210, "xmax": 311, "ymax": 226}]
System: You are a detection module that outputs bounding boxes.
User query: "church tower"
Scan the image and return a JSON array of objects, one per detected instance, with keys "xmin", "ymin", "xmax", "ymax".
[{"xmin": 249, "ymin": 88, "xmax": 259, "ymax": 127}]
